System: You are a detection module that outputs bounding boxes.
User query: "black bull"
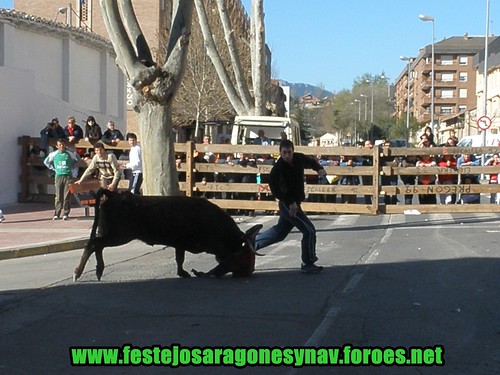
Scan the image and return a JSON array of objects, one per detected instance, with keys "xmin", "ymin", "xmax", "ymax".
[{"xmin": 73, "ymin": 189, "xmax": 262, "ymax": 281}]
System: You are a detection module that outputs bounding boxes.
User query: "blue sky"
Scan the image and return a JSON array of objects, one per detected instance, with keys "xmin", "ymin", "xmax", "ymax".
[{"xmin": 1, "ymin": 1, "xmax": 496, "ymax": 92}]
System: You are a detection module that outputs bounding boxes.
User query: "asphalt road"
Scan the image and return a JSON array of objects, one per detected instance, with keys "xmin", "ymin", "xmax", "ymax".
[{"xmin": 0, "ymin": 212, "xmax": 499, "ymax": 375}]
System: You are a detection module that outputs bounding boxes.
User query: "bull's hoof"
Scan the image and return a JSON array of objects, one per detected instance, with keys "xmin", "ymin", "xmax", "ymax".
[
  {"xmin": 177, "ymin": 269, "xmax": 191, "ymax": 278},
  {"xmin": 96, "ymin": 269, "xmax": 103, "ymax": 281},
  {"xmin": 191, "ymin": 268, "xmax": 207, "ymax": 278},
  {"xmin": 73, "ymin": 269, "xmax": 82, "ymax": 282}
]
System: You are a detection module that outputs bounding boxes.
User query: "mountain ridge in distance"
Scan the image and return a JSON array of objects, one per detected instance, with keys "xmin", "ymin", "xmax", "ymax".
[{"xmin": 278, "ymin": 80, "xmax": 334, "ymax": 99}]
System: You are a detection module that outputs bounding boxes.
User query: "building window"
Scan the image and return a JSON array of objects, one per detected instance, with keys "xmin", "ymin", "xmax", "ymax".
[
  {"xmin": 459, "ymin": 72, "xmax": 468, "ymax": 82},
  {"xmin": 441, "ymin": 73, "xmax": 454, "ymax": 82},
  {"xmin": 441, "ymin": 55, "xmax": 453, "ymax": 65},
  {"xmin": 459, "ymin": 89, "xmax": 468, "ymax": 99},
  {"xmin": 441, "ymin": 106, "xmax": 453, "ymax": 114},
  {"xmin": 458, "ymin": 105, "xmax": 467, "ymax": 112},
  {"xmin": 441, "ymin": 89, "xmax": 454, "ymax": 99},
  {"xmin": 459, "ymin": 56, "xmax": 468, "ymax": 65}
]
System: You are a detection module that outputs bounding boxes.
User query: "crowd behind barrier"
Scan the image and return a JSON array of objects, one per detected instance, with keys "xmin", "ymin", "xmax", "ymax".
[{"xmin": 18, "ymin": 136, "xmax": 500, "ymax": 215}]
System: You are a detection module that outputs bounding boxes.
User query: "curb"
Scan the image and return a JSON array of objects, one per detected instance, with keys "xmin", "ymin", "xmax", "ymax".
[{"xmin": 0, "ymin": 238, "xmax": 88, "ymax": 261}]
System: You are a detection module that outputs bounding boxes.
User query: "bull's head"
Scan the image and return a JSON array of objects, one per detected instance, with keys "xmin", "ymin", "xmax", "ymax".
[
  {"xmin": 231, "ymin": 224, "xmax": 263, "ymax": 277},
  {"xmin": 192, "ymin": 224, "xmax": 263, "ymax": 278}
]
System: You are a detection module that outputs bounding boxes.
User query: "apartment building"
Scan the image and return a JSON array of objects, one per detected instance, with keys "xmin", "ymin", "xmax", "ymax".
[
  {"xmin": 395, "ymin": 34, "xmax": 496, "ymax": 142},
  {"xmin": 475, "ymin": 36, "xmax": 500, "ymax": 137}
]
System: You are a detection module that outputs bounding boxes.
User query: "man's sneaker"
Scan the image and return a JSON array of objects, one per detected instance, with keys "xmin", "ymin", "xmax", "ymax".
[
  {"xmin": 62, "ymin": 215, "xmax": 69, "ymax": 221},
  {"xmin": 52, "ymin": 215, "xmax": 59, "ymax": 220},
  {"xmin": 301, "ymin": 263, "xmax": 324, "ymax": 274}
]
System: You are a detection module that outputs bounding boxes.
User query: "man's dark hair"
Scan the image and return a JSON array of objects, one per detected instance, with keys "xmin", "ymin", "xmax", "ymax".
[
  {"xmin": 94, "ymin": 141, "xmax": 106, "ymax": 150},
  {"xmin": 279, "ymin": 139, "xmax": 294, "ymax": 151},
  {"xmin": 127, "ymin": 132, "xmax": 137, "ymax": 141}
]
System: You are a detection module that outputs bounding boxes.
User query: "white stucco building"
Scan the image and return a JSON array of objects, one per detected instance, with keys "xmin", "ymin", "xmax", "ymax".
[{"xmin": 0, "ymin": 9, "xmax": 125, "ymax": 205}]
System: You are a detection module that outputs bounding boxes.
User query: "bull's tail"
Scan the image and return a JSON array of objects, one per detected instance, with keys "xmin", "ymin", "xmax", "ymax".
[{"xmin": 90, "ymin": 188, "xmax": 113, "ymax": 239}]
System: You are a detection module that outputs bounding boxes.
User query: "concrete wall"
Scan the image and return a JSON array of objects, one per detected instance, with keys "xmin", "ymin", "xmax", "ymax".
[{"xmin": 0, "ymin": 11, "xmax": 126, "ymax": 205}]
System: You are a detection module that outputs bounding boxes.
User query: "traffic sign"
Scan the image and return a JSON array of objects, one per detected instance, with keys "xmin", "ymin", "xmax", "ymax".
[{"xmin": 477, "ymin": 115, "xmax": 492, "ymax": 130}]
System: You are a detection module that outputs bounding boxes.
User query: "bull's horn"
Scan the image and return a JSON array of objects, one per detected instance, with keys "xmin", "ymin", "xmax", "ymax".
[{"xmin": 245, "ymin": 237, "xmax": 265, "ymax": 256}]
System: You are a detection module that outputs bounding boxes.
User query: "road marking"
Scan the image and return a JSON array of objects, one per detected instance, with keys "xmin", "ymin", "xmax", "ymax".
[
  {"xmin": 365, "ymin": 249, "xmax": 380, "ymax": 264},
  {"xmin": 254, "ymin": 240, "xmax": 299, "ymax": 267},
  {"xmin": 329, "ymin": 214, "xmax": 360, "ymax": 228},
  {"xmin": 304, "ymin": 306, "xmax": 341, "ymax": 346},
  {"xmin": 342, "ymin": 273, "xmax": 364, "ymax": 293}
]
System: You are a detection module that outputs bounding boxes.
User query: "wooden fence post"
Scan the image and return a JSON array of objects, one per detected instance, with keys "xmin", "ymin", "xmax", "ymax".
[
  {"xmin": 185, "ymin": 141, "xmax": 194, "ymax": 197},
  {"xmin": 371, "ymin": 145, "xmax": 381, "ymax": 214}
]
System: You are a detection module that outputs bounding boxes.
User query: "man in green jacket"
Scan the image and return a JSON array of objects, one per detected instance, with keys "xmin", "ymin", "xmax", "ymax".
[{"xmin": 44, "ymin": 139, "xmax": 81, "ymax": 220}]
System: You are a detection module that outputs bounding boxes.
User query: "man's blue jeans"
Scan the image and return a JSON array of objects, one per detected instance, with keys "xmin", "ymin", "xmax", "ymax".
[{"xmin": 255, "ymin": 201, "xmax": 318, "ymax": 265}]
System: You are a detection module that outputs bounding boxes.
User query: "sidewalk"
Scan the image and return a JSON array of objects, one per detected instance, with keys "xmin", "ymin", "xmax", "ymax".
[{"xmin": 0, "ymin": 203, "xmax": 93, "ymax": 261}]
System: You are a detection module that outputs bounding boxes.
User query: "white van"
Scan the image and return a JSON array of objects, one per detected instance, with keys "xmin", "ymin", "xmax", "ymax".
[
  {"xmin": 230, "ymin": 116, "xmax": 301, "ymax": 146},
  {"xmin": 457, "ymin": 134, "xmax": 500, "ymax": 147}
]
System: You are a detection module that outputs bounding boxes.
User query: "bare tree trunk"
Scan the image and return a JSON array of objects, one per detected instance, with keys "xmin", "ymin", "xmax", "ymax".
[
  {"xmin": 137, "ymin": 103, "xmax": 179, "ymax": 196},
  {"xmin": 100, "ymin": 0, "xmax": 193, "ymax": 196},
  {"xmin": 251, "ymin": 0, "xmax": 265, "ymax": 115}
]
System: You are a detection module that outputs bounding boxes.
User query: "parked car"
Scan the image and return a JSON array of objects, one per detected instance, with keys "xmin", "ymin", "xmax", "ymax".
[{"xmin": 457, "ymin": 135, "xmax": 500, "ymax": 148}]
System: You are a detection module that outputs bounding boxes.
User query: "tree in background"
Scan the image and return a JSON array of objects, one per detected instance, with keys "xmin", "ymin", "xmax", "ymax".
[
  {"xmin": 100, "ymin": 0, "xmax": 193, "ymax": 196},
  {"xmin": 169, "ymin": 8, "xmax": 236, "ymax": 139},
  {"xmin": 194, "ymin": 0, "xmax": 266, "ymax": 116}
]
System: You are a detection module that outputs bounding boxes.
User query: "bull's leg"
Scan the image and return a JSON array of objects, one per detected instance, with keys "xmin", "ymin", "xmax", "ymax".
[
  {"xmin": 95, "ymin": 248, "xmax": 105, "ymax": 281},
  {"xmin": 73, "ymin": 241, "xmax": 98, "ymax": 281},
  {"xmin": 175, "ymin": 248, "xmax": 191, "ymax": 278}
]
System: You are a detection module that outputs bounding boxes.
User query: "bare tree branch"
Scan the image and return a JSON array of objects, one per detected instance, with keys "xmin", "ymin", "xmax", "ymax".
[
  {"xmin": 118, "ymin": 0, "xmax": 154, "ymax": 67},
  {"xmin": 100, "ymin": 0, "xmax": 143, "ymax": 79},
  {"xmin": 194, "ymin": 0, "xmax": 247, "ymax": 115},
  {"xmin": 215, "ymin": 0, "xmax": 253, "ymax": 110}
]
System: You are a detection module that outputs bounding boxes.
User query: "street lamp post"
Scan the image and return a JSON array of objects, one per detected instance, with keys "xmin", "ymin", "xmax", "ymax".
[
  {"xmin": 419, "ymin": 14, "xmax": 435, "ymax": 137},
  {"xmin": 400, "ymin": 56, "xmax": 414, "ymax": 146},
  {"xmin": 360, "ymin": 94, "xmax": 368, "ymax": 140},
  {"xmin": 366, "ymin": 80, "xmax": 374, "ymax": 141},
  {"xmin": 354, "ymin": 99, "xmax": 361, "ymax": 144}
]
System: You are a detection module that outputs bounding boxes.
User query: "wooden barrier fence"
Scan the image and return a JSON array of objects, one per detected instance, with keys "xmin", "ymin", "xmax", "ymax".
[{"xmin": 18, "ymin": 136, "xmax": 500, "ymax": 215}]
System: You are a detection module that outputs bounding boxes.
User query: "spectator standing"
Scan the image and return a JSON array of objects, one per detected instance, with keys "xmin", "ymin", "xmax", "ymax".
[
  {"xmin": 449, "ymin": 130, "xmax": 459, "ymax": 145},
  {"xmin": 255, "ymin": 139, "xmax": 326, "ymax": 274},
  {"xmin": 84, "ymin": 116, "xmax": 103, "ymax": 145},
  {"xmin": 339, "ymin": 155, "xmax": 362, "ymax": 204},
  {"xmin": 43, "ymin": 139, "xmax": 80, "ymax": 220},
  {"xmin": 400, "ymin": 155, "xmax": 418, "ymax": 205},
  {"xmin": 380, "ymin": 139, "xmax": 399, "ymax": 205},
  {"xmin": 64, "ymin": 116, "xmax": 84, "ymax": 147},
  {"xmin": 420, "ymin": 126, "xmax": 436, "ymax": 147},
  {"xmin": 124, "ymin": 133, "xmax": 143, "ymax": 194},
  {"xmin": 416, "ymin": 154, "xmax": 437, "ymax": 204},
  {"xmin": 75, "ymin": 142, "xmax": 121, "ymax": 191},
  {"xmin": 201, "ymin": 135, "xmax": 215, "ymax": 163},
  {"xmin": 64, "ymin": 115, "xmax": 84, "ymax": 161},
  {"xmin": 457, "ymin": 154, "xmax": 480, "ymax": 168},
  {"xmin": 437, "ymin": 154, "xmax": 457, "ymax": 204},
  {"xmin": 485, "ymin": 154, "xmax": 500, "ymax": 204},
  {"xmin": 444, "ymin": 137, "xmax": 457, "ymax": 147},
  {"xmin": 40, "ymin": 118, "xmax": 66, "ymax": 155}
]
